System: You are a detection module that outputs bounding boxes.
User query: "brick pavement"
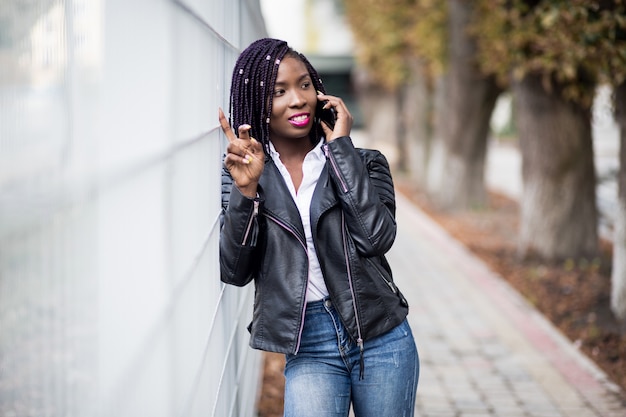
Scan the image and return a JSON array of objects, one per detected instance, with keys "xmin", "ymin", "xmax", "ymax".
[{"xmin": 390, "ymin": 193, "xmax": 626, "ymax": 417}]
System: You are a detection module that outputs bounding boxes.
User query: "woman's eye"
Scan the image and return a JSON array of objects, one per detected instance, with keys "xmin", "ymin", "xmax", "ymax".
[
  {"xmin": 302, "ymin": 82, "xmax": 311, "ymax": 89},
  {"xmin": 274, "ymin": 89, "xmax": 285, "ymax": 96}
]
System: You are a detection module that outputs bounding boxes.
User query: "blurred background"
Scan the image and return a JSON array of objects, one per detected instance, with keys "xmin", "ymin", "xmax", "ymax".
[{"xmin": 1, "ymin": 1, "xmax": 624, "ymax": 416}]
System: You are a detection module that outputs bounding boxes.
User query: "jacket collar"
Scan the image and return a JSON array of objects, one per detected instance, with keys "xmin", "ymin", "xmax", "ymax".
[{"xmin": 259, "ymin": 158, "xmax": 339, "ymax": 233}]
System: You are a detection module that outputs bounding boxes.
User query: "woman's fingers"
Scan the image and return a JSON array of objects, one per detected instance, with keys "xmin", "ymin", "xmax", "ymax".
[
  {"xmin": 218, "ymin": 107, "xmax": 252, "ymax": 145},
  {"xmin": 317, "ymin": 94, "xmax": 352, "ymax": 120},
  {"xmin": 218, "ymin": 108, "xmax": 238, "ymax": 143},
  {"xmin": 218, "ymin": 108, "xmax": 263, "ymax": 195},
  {"xmin": 218, "ymin": 108, "xmax": 260, "ymax": 165},
  {"xmin": 316, "ymin": 94, "xmax": 353, "ymax": 140},
  {"xmin": 319, "ymin": 117, "xmax": 333, "ymax": 138},
  {"xmin": 237, "ymin": 125, "xmax": 259, "ymax": 165},
  {"xmin": 238, "ymin": 124, "xmax": 251, "ymax": 140}
]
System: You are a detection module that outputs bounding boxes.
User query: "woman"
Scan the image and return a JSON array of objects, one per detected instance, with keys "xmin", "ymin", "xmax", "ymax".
[{"xmin": 219, "ymin": 38, "xmax": 419, "ymax": 417}]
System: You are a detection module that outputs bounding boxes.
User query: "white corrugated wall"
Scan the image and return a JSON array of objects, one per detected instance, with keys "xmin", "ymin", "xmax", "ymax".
[{"xmin": 0, "ymin": 1, "xmax": 267, "ymax": 416}]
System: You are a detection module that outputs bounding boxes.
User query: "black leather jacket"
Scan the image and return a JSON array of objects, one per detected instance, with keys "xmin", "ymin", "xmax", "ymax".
[{"xmin": 220, "ymin": 136, "xmax": 408, "ymax": 355}]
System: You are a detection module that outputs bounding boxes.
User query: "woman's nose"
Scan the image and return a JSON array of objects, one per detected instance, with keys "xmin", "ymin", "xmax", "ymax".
[{"xmin": 289, "ymin": 90, "xmax": 306, "ymax": 107}]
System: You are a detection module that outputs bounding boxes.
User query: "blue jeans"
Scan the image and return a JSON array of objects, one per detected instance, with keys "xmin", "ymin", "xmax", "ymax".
[{"xmin": 284, "ymin": 298, "xmax": 419, "ymax": 417}]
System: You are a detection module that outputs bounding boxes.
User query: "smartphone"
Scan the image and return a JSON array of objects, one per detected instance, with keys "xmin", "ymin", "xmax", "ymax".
[{"xmin": 316, "ymin": 100, "xmax": 336, "ymax": 130}]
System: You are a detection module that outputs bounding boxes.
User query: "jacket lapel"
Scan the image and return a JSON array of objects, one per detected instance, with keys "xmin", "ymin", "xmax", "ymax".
[
  {"xmin": 310, "ymin": 164, "xmax": 339, "ymax": 230},
  {"xmin": 259, "ymin": 160, "xmax": 339, "ymax": 239},
  {"xmin": 259, "ymin": 160, "xmax": 306, "ymax": 238}
]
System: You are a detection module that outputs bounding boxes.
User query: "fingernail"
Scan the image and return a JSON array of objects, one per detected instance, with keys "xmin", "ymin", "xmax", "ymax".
[{"xmin": 242, "ymin": 156, "xmax": 251, "ymax": 165}]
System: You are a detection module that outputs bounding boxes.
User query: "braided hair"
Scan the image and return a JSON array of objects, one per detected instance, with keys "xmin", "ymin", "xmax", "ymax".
[{"xmin": 228, "ymin": 38, "xmax": 327, "ymax": 156}]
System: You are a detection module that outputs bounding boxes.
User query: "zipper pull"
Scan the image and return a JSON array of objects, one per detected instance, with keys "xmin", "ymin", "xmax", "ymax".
[{"xmin": 358, "ymin": 338, "xmax": 365, "ymax": 380}]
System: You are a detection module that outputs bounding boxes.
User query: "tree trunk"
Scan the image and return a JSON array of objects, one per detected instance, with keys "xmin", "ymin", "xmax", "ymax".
[
  {"xmin": 402, "ymin": 60, "xmax": 434, "ymax": 188},
  {"xmin": 396, "ymin": 88, "xmax": 408, "ymax": 173},
  {"xmin": 352, "ymin": 68, "xmax": 401, "ymax": 167},
  {"xmin": 514, "ymin": 74, "xmax": 598, "ymax": 260},
  {"xmin": 427, "ymin": 75, "xmax": 448, "ymax": 196},
  {"xmin": 612, "ymin": 82, "xmax": 626, "ymax": 320},
  {"xmin": 431, "ymin": 0, "xmax": 502, "ymax": 210}
]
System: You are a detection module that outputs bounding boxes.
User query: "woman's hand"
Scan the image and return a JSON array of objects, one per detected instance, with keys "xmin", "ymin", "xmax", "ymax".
[
  {"xmin": 219, "ymin": 108, "xmax": 264, "ymax": 198},
  {"xmin": 316, "ymin": 93, "xmax": 353, "ymax": 142}
]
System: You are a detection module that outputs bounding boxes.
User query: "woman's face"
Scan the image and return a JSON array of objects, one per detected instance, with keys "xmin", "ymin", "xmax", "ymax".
[{"xmin": 269, "ymin": 57, "xmax": 318, "ymax": 144}]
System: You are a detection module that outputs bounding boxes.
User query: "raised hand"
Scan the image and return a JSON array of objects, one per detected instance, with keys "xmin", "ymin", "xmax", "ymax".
[
  {"xmin": 316, "ymin": 93, "xmax": 353, "ymax": 142},
  {"xmin": 219, "ymin": 108, "xmax": 264, "ymax": 198}
]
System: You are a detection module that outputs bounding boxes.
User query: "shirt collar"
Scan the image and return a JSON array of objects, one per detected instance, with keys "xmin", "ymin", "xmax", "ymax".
[{"xmin": 269, "ymin": 138, "xmax": 326, "ymax": 164}]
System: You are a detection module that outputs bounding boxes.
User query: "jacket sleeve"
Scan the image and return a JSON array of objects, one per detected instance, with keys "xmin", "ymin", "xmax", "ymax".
[
  {"xmin": 219, "ymin": 165, "xmax": 263, "ymax": 287},
  {"xmin": 323, "ymin": 136, "xmax": 396, "ymax": 256}
]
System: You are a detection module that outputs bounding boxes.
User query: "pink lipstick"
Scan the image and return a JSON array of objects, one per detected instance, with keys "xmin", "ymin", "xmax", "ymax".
[{"xmin": 288, "ymin": 113, "xmax": 311, "ymax": 128}]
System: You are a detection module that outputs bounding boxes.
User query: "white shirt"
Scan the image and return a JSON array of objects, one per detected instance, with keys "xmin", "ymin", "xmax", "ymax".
[{"xmin": 269, "ymin": 140, "xmax": 329, "ymax": 302}]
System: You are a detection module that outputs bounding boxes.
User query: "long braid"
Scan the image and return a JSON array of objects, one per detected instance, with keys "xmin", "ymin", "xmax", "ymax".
[
  {"xmin": 298, "ymin": 52, "xmax": 327, "ymax": 146},
  {"xmin": 228, "ymin": 38, "xmax": 328, "ymax": 156}
]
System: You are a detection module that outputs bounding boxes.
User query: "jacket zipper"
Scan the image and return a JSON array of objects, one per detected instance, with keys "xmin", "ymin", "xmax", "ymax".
[
  {"xmin": 241, "ymin": 198, "xmax": 259, "ymax": 245},
  {"xmin": 324, "ymin": 143, "xmax": 365, "ymax": 375},
  {"xmin": 366, "ymin": 258, "xmax": 397, "ymax": 294},
  {"xmin": 323, "ymin": 144, "xmax": 348, "ymax": 193},
  {"xmin": 264, "ymin": 212, "xmax": 309, "ymax": 354},
  {"xmin": 341, "ymin": 212, "xmax": 365, "ymax": 379}
]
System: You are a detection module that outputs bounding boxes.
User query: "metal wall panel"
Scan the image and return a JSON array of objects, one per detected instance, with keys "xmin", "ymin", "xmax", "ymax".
[{"xmin": 0, "ymin": 1, "xmax": 267, "ymax": 416}]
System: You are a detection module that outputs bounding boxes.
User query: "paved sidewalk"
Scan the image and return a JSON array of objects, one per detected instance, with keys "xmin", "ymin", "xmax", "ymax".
[{"xmin": 390, "ymin": 193, "xmax": 626, "ymax": 417}]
